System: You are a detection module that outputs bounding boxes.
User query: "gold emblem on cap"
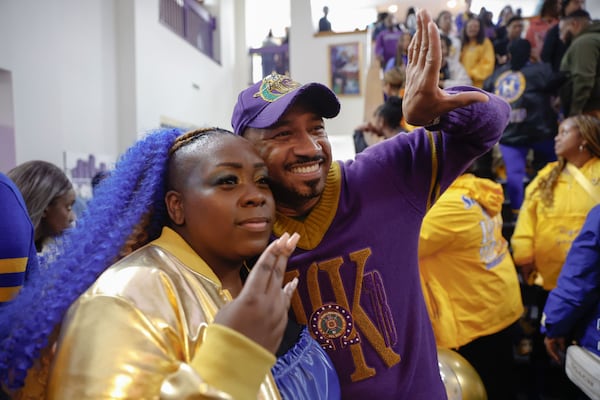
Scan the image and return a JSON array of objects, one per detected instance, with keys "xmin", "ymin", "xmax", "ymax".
[{"xmin": 254, "ymin": 73, "xmax": 301, "ymax": 102}]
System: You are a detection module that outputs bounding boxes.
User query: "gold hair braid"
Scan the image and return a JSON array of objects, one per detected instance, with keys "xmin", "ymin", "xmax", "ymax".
[
  {"xmin": 169, "ymin": 127, "xmax": 219, "ymax": 157},
  {"xmin": 118, "ymin": 211, "xmax": 152, "ymax": 259},
  {"xmin": 533, "ymin": 158, "xmax": 565, "ymax": 207}
]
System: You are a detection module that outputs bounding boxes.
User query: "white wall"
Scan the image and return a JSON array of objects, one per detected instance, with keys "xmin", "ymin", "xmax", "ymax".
[
  {"xmin": 114, "ymin": 0, "xmax": 138, "ymax": 153},
  {"xmin": 0, "ymin": 0, "xmax": 120, "ymax": 170},
  {"xmin": 588, "ymin": 2, "xmax": 600, "ymax": 19},
  {"xmin": 0, "ymin": 0, "xmax": 244, "ymax": 170},
  {"xmin": 289, "ymin": 0, "xmax": 366, "ymax": 161},
  {"xmin": 132, "ymin": 0, "xmax": 240, "ymax": 136},
  {"xmin": 0, "ymin": 69, "xmax": 15, "ymax": 172}
]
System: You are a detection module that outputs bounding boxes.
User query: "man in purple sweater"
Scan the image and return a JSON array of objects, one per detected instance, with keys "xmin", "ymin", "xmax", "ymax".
[{"xmin": 231, "ymin": 10, "xmax": 510, "ymax": 399}]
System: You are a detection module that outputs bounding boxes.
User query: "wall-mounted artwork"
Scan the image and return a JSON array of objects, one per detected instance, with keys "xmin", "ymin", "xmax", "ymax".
[
  {"xmin": 328, "ymin": 42, "xmax": 361, "ymax": 96},
  {"xmin": 63, "ymin": 151, "xmax": 114, "ymax": 205}
]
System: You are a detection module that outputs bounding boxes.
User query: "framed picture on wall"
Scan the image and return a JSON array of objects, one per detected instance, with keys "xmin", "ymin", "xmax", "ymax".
[{"xmin": 328, "ymin": 42, "xmax": 361, "ymax": 96}]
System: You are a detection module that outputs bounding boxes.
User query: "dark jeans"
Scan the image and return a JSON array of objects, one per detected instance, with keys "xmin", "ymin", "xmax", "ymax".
[
  {"xmin": 457, "ymin": 322, "xmax": 519, "ymax": 400},
  {"xmin": 520, "ymin": 287, "xmax": 589, "ymax": 400}
]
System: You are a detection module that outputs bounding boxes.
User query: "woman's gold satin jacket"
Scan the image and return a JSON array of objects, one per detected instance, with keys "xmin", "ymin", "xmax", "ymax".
[{"xmin": 17, "ymin": 227, "xmax": 280, "ymax": 400}]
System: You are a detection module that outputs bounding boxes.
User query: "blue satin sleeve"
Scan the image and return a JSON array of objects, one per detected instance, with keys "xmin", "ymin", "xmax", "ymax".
[{"xmin": 272, "ymin": 327, "xmax": 341, "ymax": 400}]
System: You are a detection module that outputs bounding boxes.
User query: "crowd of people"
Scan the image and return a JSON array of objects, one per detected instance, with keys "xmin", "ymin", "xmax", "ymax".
[
  {"xmin": 1, "ymin": 3, "xmax": 600, "ymax": 400},
  {"xmin": 357, "ymin": 1, "xmax": 600, "ymax": 399}
]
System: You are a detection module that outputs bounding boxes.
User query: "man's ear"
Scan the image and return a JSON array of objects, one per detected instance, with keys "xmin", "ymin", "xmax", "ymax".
[{"xmin": 165, "ymin": 190, "xmax": 185, "ymax": 225}]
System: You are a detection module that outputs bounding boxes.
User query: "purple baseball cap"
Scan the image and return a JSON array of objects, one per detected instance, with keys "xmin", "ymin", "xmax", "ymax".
[{"xmin": 231, "ymin": 73, "xmax": 341, "ymax": 135}]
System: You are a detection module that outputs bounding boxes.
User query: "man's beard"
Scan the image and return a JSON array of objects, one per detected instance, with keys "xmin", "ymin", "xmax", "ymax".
[{"xmin": 271, "ymin": 178, "xmax": 323, "ymax": 207}]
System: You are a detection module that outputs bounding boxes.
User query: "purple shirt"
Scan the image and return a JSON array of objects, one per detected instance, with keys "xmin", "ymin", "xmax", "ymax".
[
  {"xmin": 274, "ymin": 88, "xmax": 510, "ymax": 398},
  {"xmin": 375, "ymin": 29, "xmax": 404, "ymax": 66}
]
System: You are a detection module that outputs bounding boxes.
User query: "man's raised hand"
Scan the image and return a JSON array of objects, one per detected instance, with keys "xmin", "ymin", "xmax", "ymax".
[{"xmin": 403, "ymin": 9, "xmax": 488, "ymax": 126}]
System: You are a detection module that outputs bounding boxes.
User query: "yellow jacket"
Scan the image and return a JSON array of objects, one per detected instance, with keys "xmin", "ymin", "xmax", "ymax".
[
  {"xmin": 512, "ymin": 159, "xmax": 600, "ymax": 290},
  {"xmin": 17, "ymin": 227, "xmax": 279, "ymax": 400},
  {"xmin": 419, "ymin": 174, "xmax": 523, "ymax": 349},
  {"xmin": 460, "ymin": 38, "xmax": 495, "ymax": 88}
]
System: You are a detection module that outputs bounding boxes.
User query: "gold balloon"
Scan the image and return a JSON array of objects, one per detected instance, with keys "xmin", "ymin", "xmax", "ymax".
[{"xmin": 437, "ymin": 347, "xmax": 488, "ymax": 400}]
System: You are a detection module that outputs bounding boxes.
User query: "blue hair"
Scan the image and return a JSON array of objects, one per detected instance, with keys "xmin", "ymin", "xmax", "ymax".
[{"xmin": 0, "ymin": 127, "xmax": 184, "ymax": 389}]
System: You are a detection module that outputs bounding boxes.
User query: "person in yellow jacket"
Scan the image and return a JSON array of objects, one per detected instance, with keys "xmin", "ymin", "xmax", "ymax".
[
  {"xmin": 419, "ymin": 168, "xmax": 523, "ymax": 400},
  {"xmin": 512, "ymin": 114, "xmax": 600, "ymax": 291},
  {"xmin": 460, "ymin": 17, "xmax": 495, "ymax": 88},
  {"xmin": 511, "ymin": 114, "xmax": 600, "ymax": 399}
]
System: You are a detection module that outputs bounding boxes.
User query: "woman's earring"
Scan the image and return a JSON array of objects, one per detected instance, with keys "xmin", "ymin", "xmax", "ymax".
[{"xmin": 579, "ymin": 144, "xmax": 585, "ymax": 152}]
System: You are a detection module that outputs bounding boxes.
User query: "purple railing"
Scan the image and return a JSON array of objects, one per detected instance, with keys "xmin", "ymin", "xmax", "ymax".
[
  {"xmin": 249, "ymin": 44, "xmax": 289, "ymax": 78},
  {"xmin": 159, "ymin": 0, "xmax": 217, "ymax": 61}
]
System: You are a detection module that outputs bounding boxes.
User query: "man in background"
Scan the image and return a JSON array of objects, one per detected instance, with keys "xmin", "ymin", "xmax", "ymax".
[{"xmin": 559, "ymin": 9, "xmax": 600, "ymax": 118}]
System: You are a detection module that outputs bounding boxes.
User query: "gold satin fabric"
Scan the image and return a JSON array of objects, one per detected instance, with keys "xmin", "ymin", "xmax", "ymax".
[{"xmin": 14, "ymin": 227, "xmax": 280, "ymax": 400}]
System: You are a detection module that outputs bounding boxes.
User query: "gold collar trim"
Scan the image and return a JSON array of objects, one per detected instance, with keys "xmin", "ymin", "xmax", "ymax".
[{"xmin": 151, "ymin": 227, "xmax": 222, "ymax": 288}]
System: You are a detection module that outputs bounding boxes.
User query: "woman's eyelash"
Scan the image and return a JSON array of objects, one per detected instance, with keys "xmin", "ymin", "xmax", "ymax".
[{"xmin": 216, "ymin": 176, "xmax": 238, "ymax": 185}]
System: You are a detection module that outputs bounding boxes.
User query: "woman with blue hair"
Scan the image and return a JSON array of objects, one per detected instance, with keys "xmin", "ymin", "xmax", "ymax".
[{"xmin": 0, "ymin": 127, "xmax": 339, "ymax": 399}]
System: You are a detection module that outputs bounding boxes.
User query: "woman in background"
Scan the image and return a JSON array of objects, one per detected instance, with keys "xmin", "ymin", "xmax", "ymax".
[
  {"xmin": 512, "ymin": 115, "xmax": 600, "ymax": 399},
  {"xmin": 512, "ymin": 115, "xmax": 600, "ymax": 290},
  {"xmin": 7, "ymin": 160, "xmax": 75, "ymax": 254},
  {"xmin": 439, "ymin": 33, "xmax": 472, "ymax": 89},
  {"xmin": 436, "ymin": 10, "xmax": 461, "ymax": 64},
  {"xmin": 460, "ymin": 16, "xmax": 495, "ymax": 88}
]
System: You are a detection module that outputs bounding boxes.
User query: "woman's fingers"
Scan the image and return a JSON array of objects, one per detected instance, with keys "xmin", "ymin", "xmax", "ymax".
[
  {"xmin": 282, "ymin": 277, "xmax": 299, "ymax": 309},
  {"xmin": 264, "ymin": 232, "xmax": 299, "ymax": 293},
  {"xmin": 243, "ymin": 232, "xmax": 290, "ymax": 293},
  {"xmin": 213, "ymin": 233, "xmax": 300, "ymax": 354},
  {"xmin": 241, "ymin": 232, "xmax": 299, "ymax": 296}
]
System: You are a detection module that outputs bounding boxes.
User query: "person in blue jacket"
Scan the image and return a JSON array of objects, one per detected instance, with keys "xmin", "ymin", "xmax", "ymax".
[
  {"xmin": 0, "ymin": 173, "xmax": 39, "ymax": 400},
  {"xmin": 0, "ymin": 173, "xmax": 39, "ymax": 306},
  {"xmin": 542, "ymin": 203, "xmax": 600, "ymax": 398}
]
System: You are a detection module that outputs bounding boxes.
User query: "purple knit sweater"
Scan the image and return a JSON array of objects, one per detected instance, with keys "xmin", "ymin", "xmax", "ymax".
[{"xmin": 273, "ymin": 88, "xmax": 510, "ymax": 399}]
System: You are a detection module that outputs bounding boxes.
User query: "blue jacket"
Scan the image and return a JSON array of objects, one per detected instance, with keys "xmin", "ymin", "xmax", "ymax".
[
  {"xmin": 542, "ymin": 204, "xmax": 600, "ymax": 357},
  {"xmin": 0, "ymin": 173, "xmax": 39, "ymax": 305}
]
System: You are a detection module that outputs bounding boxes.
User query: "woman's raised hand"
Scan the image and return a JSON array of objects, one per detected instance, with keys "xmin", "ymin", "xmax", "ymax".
[{"xmin": 214, "ymin": 232, "xmax": 300, "ymax": 353}]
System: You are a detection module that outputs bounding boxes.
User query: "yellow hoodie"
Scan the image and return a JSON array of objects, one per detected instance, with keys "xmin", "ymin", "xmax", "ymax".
[{"xmin": 419, "ymin": 174, "xmax": 523, "ymax": 349}]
